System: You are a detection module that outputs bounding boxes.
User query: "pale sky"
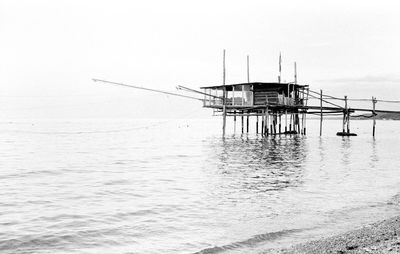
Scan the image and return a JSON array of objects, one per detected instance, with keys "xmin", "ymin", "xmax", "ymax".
[{"xmin": 1, "ymin": 0, "xmax": 399, "ymax": 119}]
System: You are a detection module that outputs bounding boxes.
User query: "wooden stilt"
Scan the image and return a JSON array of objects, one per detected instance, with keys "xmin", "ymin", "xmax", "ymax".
[
  {"xmin": 347, "ymin": 111, "xmax": 350, "ymax": 134},
  {"xmin": 234, "ymin": 110, "xmax": 237, "ymax": 134},
  {"xmin": 278, "ymin": 113, "xmax": 281, "ymax": 134},
  {"xmin": 297, "ymin": 114, "xmax": 301, "ymax": 134},
  {"xmin": 241, "ymin": 112, "xmax": 244, "ymax": 134},
  {"xmin": 343, "ymin": 95, "xmax": 347, "ymax": 133},
  {"xmin": 246, "ymin": 113, "xmax": 249, "ymax": 133},
  {"xmin": 222, "ymin": 49, "xmax": 226, "ymax": 137},
  {"xmin": 320, "ymin": 89, "xmax": 323, "ymax": 136},
  {"xmin": 261, "ymin": 110, "xmax": 265, "ymax": 135},
  {"xmin": 372, "ymin": 96, "xmax": 376, "ymax": 137},
  {"xmin": 256, "ymin": 115, "xmax": 259, "ymax": 134},
  {"xmin": 266, "ymin": 107, "xmax": 269, "ymax": 136},
  {"xmin": 285, "ymin": 110, "xmax": 288, "ymax": 133},
  {"xmin": 222, "ymin": 104, "xmax": 226, "ymax": 137}
]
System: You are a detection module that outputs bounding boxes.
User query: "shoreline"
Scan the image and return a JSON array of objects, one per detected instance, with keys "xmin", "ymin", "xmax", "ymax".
[{"xmin": 275, "ymin": 215, "xmax": 400, "ymax": 254}]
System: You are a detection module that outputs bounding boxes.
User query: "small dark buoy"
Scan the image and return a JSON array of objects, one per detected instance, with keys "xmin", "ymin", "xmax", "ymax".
[{"xmin": 336, "ymin": 132, "xmax": 357, "ymax": 136}]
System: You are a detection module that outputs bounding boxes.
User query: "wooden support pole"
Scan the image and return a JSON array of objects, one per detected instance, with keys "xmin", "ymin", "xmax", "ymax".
[
  {"xmin": 232, "ymin": 86, "xmax": 235, "ymax": 106},
  {"xmin": 278, "ymin": 113, "xmax": 281, "ymax": 134},
  {"xmin": 241, "ymin": 112, "xmax": 244, "ymax": 134},
  {"xmin": 320, "ymin": 89, "xmax": 323, "ymax": 136},
  {"xmin": 304, "ymin": 88, "xmax": 309, "ymax": 135},
  {"xmin": 343, "ymin": 95, "xmax": 347, "ymax": 133},
  {"xmin": 246, "ymin": 114, "xmax": 249, "ymax": 133},
  {"xmin": 271, "ymin": 113, "xmax": 274, "ymax": 134},
  {"xmin": 261, "ymin": 110, "xmax": 265, "ymax": 135},
  {"xmin": 222, "ymin": 49, "xmax": 226, "ymax": 137},
  {"xmin": 266, "ymin": 107, "xmax": 269, "ymax": 136},
  {"xmin": 347, "ymin": 112, "xmax": 350, "ymax": 134},
  {"xmin": 372, "ymin": 96, "xmax": 376, "ymax": 137},
  {"xmin": 297, "ymin": 114, "xmax": 301, "ymax": 134},
  {"xmin": 222, "ymin": 103, "xmax": 226, "ymax": 136},
  {"xmin": 256, "ymin": 115, "xmax": 259, "ymax": 134},
  {"xmin": 234, "ymin": 110, "xmax": 237, "ymax": 134},
  {"xmin": 285, "ymin": 110, "xmax": 288, "ymax": 133}
]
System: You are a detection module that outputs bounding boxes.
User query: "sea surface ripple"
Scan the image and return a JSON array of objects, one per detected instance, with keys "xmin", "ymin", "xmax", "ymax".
[{"xmin": 1, "ymin": 119, "xmax": 400, "ymax": 254}]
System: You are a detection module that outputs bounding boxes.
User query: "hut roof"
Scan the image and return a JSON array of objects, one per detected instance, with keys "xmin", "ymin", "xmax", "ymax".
[{"xmin": 200, "ymin": 82, "xmax": 308, "ymax": 90}]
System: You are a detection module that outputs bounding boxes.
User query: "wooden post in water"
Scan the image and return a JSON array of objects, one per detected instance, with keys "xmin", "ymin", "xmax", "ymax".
[
  {"xmin": 246, "ymin": 114, "xmax": 249, "ymax": 133},
  {"xmin": 320, "ymin": 89, "xmax": 323, "ymax": 136},
  {"xmin": 297, "ymin": 114, "xmax": 301, "ymax": 134},
  {"xmin": 233, "ymin": 110, "xmax": 236, "ymax": 134},
  {"xmin": 222, "ymin": 49, "xmax": 227, "ymax": 137},
  {"xmin": 256, "ymin": 115, "xmax": 259, "ymax": 134},
  {"xmin": 285, "ymin": 110, "xmax": 288, "ymax": 133},
  {"xmin": 372, "ymin": 96, "xmax": 376, "ymax": 137},
  {"xmin": 304, "ymin": 88, "xmax": 309, "ymax": 135},
  {"xmin": 343, "ymin": 95, "xmax": 347, "ymax": 133},
  {"xmin": 241, "ymin": 112, "xmax": 244, "ymax": 134},
  {"xmin": 261, "ymin": 110, "xmax": 265, "ymax": 135},
  {"xmin": 266, "ymin": 107, "xmax": 269, "ymax": 136},
  {"xmin": 278, "ymin": 113, "xmax": 282, "ymax": 134}
]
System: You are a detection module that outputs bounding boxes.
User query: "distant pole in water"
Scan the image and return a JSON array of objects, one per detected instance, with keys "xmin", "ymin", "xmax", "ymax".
[
  {"xmin": 320, "ymin": 89, "xmax": 323, "ymax": 136},
  {"xmin": 294, "ymin": 62, "xmax": 297, "ymax": 84},
  {"xmin": 222, "ymin": 49, "xmax": 227, "ymax": 137},
  {"xmin": 372, "ymin": 96, "xmax": 377, "ymax": 137}
]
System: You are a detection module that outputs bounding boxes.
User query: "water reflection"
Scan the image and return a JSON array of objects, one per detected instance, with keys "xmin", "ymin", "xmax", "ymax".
[
  {"xmin": 340, "ymin": 137, "xmax": 352, "ymax": 166},
  {"xmin": 369, "ymin": 139, "xmax": 379, "ymax": 169},
  {"xmin": 205, "ymin": 135, "xmax": 308, "ymax": 194}
]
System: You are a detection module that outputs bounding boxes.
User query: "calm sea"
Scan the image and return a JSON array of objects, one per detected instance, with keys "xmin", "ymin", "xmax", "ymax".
[{"xmin": 1, "ymin": 118, "xmax": 400, "ymax": 254}]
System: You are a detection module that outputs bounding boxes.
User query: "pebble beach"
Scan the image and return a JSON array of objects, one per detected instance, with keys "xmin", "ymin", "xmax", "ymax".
[{"xmin": 275, "ymin": 196, "xmax": 400, "ymax": 254}]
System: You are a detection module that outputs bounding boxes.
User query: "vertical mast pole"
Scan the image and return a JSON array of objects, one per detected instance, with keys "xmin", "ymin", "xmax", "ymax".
[
  {"xmin": 247, "ymin": 55, "xmax": 250, "ymax": 83},
  {"xmin": 247, "ymin": 55, "xmax": 250, "ymax": 134},
  {"xmin": 222, "ymin": 49, "xmax": 227, "ymax": 137},
  {"xmin": 278, "ymin": 52, "xmax": 282, "ymax": 83}
]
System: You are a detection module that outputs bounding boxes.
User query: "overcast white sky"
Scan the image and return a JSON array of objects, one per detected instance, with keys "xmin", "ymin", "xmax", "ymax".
[{"xmin": 1, "ymin": 0, "xmax": 399, "ymax": 119}]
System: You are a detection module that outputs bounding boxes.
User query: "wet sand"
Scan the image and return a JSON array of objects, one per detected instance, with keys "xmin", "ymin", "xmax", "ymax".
[{"xmin": 275, "ymin": 215, "xmax": 400, "ymax": 254}]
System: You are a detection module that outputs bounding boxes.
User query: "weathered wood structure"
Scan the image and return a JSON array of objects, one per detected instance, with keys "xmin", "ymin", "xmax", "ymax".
[
  {"xmin": 93, "ymin": 50, "xmax": 400, "ymax": 137},
  {"xmin": 201, "ymin": 82, "xmax": 309, "ymax": 136}
]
